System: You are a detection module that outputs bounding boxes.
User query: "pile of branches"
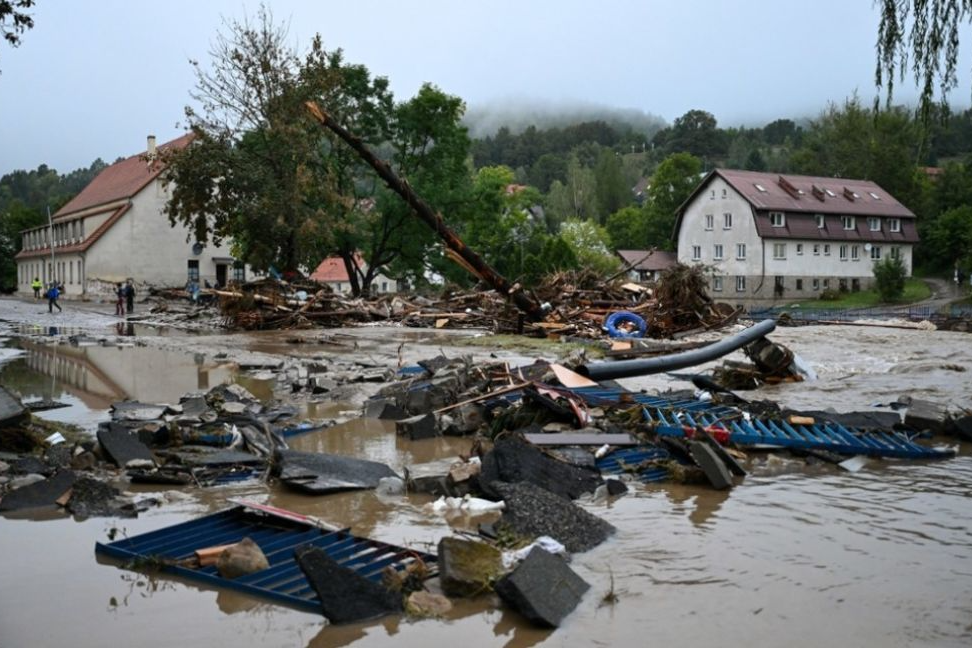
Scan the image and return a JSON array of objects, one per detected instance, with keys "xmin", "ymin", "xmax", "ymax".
[{"xmin": 208, "ymin": 264, "xmax": 737, "ymax": 339}]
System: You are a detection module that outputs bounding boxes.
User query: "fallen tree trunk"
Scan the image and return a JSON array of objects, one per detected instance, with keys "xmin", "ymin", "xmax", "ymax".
[{"xmin": 305, "ymin": 101, "xmax": 546, "ymax": 323}]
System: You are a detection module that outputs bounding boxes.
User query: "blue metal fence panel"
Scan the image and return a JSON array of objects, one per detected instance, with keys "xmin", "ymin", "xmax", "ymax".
[
  {"xmin": 596, "ymin": 446, "xmax": 672, "ymax": 483},
  {"xmin": 95, "ymin": 505, "xmax": 436, "ymax": 614}
]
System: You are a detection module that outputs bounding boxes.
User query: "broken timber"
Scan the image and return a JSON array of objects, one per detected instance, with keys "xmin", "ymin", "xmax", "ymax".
[{"xmin": 305, "ymin": 101, "xmax": 546, "ymax": 322}]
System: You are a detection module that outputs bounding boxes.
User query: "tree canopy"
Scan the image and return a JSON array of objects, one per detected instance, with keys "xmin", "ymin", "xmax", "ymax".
[{"xmin": 0, "ymin": 0, "xmax": 34, "ymax": 69}]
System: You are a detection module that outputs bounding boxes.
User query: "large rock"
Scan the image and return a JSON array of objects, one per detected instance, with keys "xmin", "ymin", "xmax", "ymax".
[
  {"xmin": 275, "ymin": 449, "xmax": 399, "ymax": 494},
  {"xmin": 901, "ymin": 397, "xmax": 951, "ymax": 434},
  {"xmin": 493, "ymin": 547, "xmax": 589, "ymax": 628},
  {"xmin": 295, "ymin": 545, "xmax": 402, "ymax": 623},
  {"xmin": 492, "ymin": 481, "xmax": 614, "ymax": 553},
  {"xmin": 0, "ymin": 469, "xmax": 76, "ymax": 511},
  {"xmin": 0, "ymin": 386, "xmax": 28, "ymax": 429},
  {"xmin": 65, "ymin": 477, "xmax": 130, "ymax": 519},
  {"xmin": 97, "ymin": 423, "xmax": 156, "ymax": 468},
  {"xmin": 438, "ymin": 537, "xmax": 503, "ymax": 598},
  {"xmin": 363, "ymin": 398, "xmax": 407, "ymax": 420},
  {"xmin": 217, "ymin": 537, "xmax": 270, "ymax": 578},
  {"xmin": 396, "ymin": 413, "xmax": 438, "ymax": 441},
  {"xmin": 480, "ymin": 437, "xmax": 603, "ymax": 500}
]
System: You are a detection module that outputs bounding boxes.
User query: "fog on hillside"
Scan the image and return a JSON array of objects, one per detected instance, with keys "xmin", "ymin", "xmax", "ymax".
[{"xmin": 463, "ymin": 99, "xmax": 668, "ymax": 139}]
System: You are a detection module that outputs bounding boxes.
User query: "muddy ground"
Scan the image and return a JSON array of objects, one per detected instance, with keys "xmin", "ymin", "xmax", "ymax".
[{"xmin": 1, "ymin": 295, "xmax": 971, "ymax": 648}]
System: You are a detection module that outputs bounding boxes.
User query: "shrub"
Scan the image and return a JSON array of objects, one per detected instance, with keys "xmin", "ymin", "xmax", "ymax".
[{"xmin": 873, "ymin": 255, "xmax": 906, "ymax": 302}]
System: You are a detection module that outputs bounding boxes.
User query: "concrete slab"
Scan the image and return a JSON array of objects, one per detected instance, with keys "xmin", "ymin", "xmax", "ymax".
[
  {"xmin": 494, "ymin": 547, "xmax": 589, "ymax": 627},
  {"xmin": 295, "ymin": 545, "xmax": 402, "ymax": 623}
]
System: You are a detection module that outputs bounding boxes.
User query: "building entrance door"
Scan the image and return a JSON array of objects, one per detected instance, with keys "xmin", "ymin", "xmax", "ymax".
[{"xmin": 216, "ymin": 264, "xmax": 228, "ymax": 289}]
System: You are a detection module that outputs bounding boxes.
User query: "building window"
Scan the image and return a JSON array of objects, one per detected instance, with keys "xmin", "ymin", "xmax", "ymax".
[
  {"xmin": 232, "ymin": 261, "xmax": 245, "ymax": 282},
  {"xmin": 890, "ymin": 246, "xmax": 901, "ymax": 259},
  {"xmin": 381, "ymin": 281, "xmax": 388, "ymax": 292},
  {"xmin": 868, "ymin": 217, "xmax": 881, "ymax": 231},
  {"xmin": 816, "ymin": 214, "xmax": 825, "ymax": 228},
  {"xmin": 823, "ymin": 278, "xmax": 831, "ymax": 289},
  {"xmin": 852, "ymin": 278, "xmax": 861, "ymax": 292},
  {"xmin": 796, "ymin": 278, "xmax": 803, "ymax": 290},
  {"xmin": 692, "ymin": 245, "xmax": 701, "ymax": 261},
  {"xmin": 851, "ymin": 245, "xmax": 860, "ymax": 260},
  {"xmin": 723, "ymin": 213, "xmax": 732, "ymax": 229},
  {"xmin": 710, "ymin": 189, "xmax": 715, "ymax": 200},
  {"xmin": 736, "ymin": 243, "xmax": 746, "ymax": 259},
  {"xmin": 769, "ymin": 211, "xmax": 785, "ymax": 227},
  {"xmin": 187, "ymin": 259, "xmax": 200, "ymax": 281},
  {"xmin": 842, "ymin": 215, "xmax": 856, "ymax": 230},
  {"xmin": 713, "ymin": 244, "xmax": 724, "ymax": 260},
  {"xmin": 712, "ymin": 276, "xmax": 724, "ymax": 292},
  {"xmin": 796, "ymin": 243, "xmax": 804, "ymax": 255},
  {"xmin": 839, "ymin": 245, "xmax": 848, "ymax": 260},
  {"xmin": 736, "ymin": 276, "xmax": 746, "ymax": 292},
  {"xmin": 812, "ymin": 278, "xmax": 820, "ymax": 291},
  {"xmin": 889, "ymin": 218, "xmax": 901, "ymax": 232},
  {"xmin": 721, "ymin": 188, "xmax": 727, "ymax": 198},
  {"xmin": 824, "ymin": 244, "xmax": 831, "ymax": 256},
  {"xmin": 870, "ymin": 245, "xmax": 881, "ymax": 260},
  {"xmin": 704, "ymin": 214, "xmax": 714, "ymax": 230},
  {"xmin": 839, "ymin": 278, "xmax": 848, "ymax": 291},
  {"xmin": 773, "ymin": 243, "xmax": 786, "ymax": 259},
  {"xmin": 813, "ymin": 244, "xmax": 820, "ymax": 255}
]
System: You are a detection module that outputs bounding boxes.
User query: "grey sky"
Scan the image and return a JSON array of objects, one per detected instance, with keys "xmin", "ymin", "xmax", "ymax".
[{"xmin": 1, "ymin": 0, "xmax": 967, "ymax": 174}]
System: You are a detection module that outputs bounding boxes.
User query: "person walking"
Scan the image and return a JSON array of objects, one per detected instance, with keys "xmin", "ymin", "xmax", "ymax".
[
  {"xmin": 115, "ymin": 282, "xmax": 125, "ymax": 317},
  {"xmin": 31, "ymin": 277, "xmax": 42, "ymax": 299},
  {"xmin": 46, "ymin": 283, "xmax": 62, "ymax": 313},
  {"xmin": 124, "ymin": 279, "xmax": 135, "ymax": 314}
]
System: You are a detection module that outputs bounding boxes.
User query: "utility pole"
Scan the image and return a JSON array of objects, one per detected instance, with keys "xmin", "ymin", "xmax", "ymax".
[{"xmin": 47, "ymin": 205, "xmax": 56, "ymax": 285}]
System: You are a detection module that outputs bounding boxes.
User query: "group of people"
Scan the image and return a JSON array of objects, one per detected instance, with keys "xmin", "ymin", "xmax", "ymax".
[{"xmin": 30, "ymin": 276, "xmax": 135, "ymax": 316}]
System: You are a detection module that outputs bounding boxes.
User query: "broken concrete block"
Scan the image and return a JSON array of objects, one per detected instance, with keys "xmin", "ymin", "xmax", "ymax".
[
  {"xmin": 406, "ymin": 590, "xmax": 453, "ymax": 618},
  {"xmin": 0, "ymin": 470, "xmax": 76, "ymax": 511},
  {"xmin": 217, "ymin": 537, "xmax": 270, "ymax": 579},
  {"xmin": 295, "ymin": 545, "xmax": 402, "ymax": 623},
  {"xmin": 954, "ymin": 415, "xmax": 972, "ymax": 442},
  {"xmin": 480, "ymin": 437, "xmax": 603, "ymax": 500},
  {"xmin": 97, "ymin": 423, "xmax": 155, "ymax": 468},
  {"xmin": 396, "ymin": 413, "xmax": 437, "ymax": 441},
  {"xmin": 406, "ymin": 458, "xmax": 456, "ymax": 495},
  {"xmin": 902, "ymin": 397, "xmax": 951, "ymax": 434},
  {"xmin": 438, "ymin": 536, "xmax": 503, "ymax": 598},
  {"xmin": 448, "ymin": 459, "xmax": 481, "ymax": 485},
  {"xmin": 363, "ymin": 398, "xmax": 407, "ymax": 420},
  {"xmin": 405, "ymin": 387, "xmax": 434, "ymax": 415},
  {"xmin": 0, "ymin": 386, "xmax": 28, "ymax": 429},
  {"xmin": 275, "ymin": 449, "xmax": 399, "ymax": 494},
  {"xmin": 219, "ymin": 401, "xmax": 248, "ymax": 415},
  {"xmin": 65, "ymin": 477, "xmax": 128, "ymax": 519},
  {"xmin": 491, "ymin": 481, "xmax": 615, "ymax": 553},
  {"xmin": 689, "ymin": 441, "xmax": 733, "ymax": 490},
  {"xmin": 493, "ymin": 547, "xmax": 589, "ymax": 628},
  {"xmin": 110, "ymin": 401, "xmax": 167, "ymax": 422}
]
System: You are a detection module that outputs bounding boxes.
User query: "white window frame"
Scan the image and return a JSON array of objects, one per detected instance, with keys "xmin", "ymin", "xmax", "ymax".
[
  {"xmin": 723, "ymin": 212, "xmax": 732, "ymax": 229},
  {"xmin": 824, "ymin": 244, "xmax": 831, "ymax": 256},
  {"xmin": 769, "ymin": 211, "xmax": 785, "ymax": 227},
  {"xmin": 813, "ymin": 244, "xmax": 820, "ymax": 255},
  {"xmin": 773, "ymin": 243, "xmax": 786, "ymax": 260},
  {"xmin": 692, "ymin": 245, "xmax": 701, "ymax": 261},
  {"xmin": 868, "ymin": 217, "xmax": 881, "ymax": 232},
  {"xmin": 704, "ymin": 214, "xmax": 714, "ymax": 230},
  {"xmin": 712, "ymin": 275, "xmax": 724, "ymax": 292},
  {"xmin": 839, "ymin": 245, "xmax": 848, "ymax": 261},
  {"xmin": 812, "ymin": 278, "xmax": 820, "ymax": 291},
  {"xmin": 735, "ymin": 276, "xmax": 746, "ymax": 292},
  {"xmin": 889, "ymin": 218, "xmax": 901, "ymax": 232},
  {"xmin": 796, "ymin": 243, "xmax": 804, "ymax": 255},
  {"xmin": 890, "ymin": 246, "xmax": 901, "ymax": 260},
  {"xmin": 870, "ymin": 245, "xmax": 881, "ymax": 260},
  {"xmin": 851, "ymin": 245, "xmax": 860, "ymax": 260},
  {"xmin": 713, "ymin": 244, "xmax": 724, "ymax": 260},
  {"xmin": 842, "ymin": 215, "xmax": 856, "ymax": 230},
  {"xmin": 815, "ymin": 214, "xmax": 825, "ymax": 228},
  {"xmin": 736, "ymin": 243, "xmax": 746, "ymax": 260}
]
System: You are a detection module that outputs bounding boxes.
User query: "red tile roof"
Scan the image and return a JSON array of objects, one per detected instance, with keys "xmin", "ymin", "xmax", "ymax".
[
  {"xmin": 616, "ymin": 249, "xmax": 677, "ymax": 271},
  {"xmin": 54, "ymin": 133, "xmax": 194, "ymax": 218},
  {"xmin": 310, "ymin": 253, "xmax": 365, "ymax": 283},
  {"xmin": 714, "ymin": 169, "xmax": 915, "ymax": 218}
]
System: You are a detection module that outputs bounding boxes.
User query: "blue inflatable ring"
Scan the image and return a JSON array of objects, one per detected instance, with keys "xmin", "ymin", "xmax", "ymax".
[{"xmin": 603, "ymin": 311, "xmax": 647, "ymax": 338}]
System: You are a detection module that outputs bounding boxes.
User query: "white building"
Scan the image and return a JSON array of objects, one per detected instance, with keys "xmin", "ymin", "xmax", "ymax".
[
  {"xmin": 16, "ymin": 135, "xmax": 243, "ymax": 298},
  {"xmin": 674, "ymin": 169, "xmax": 918, "ymax": 305}
]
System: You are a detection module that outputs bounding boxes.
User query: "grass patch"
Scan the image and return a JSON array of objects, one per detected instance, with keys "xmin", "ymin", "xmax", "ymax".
[{"xmin": 785, "ymin": 278, "xmax": 931, "ymax": 309}]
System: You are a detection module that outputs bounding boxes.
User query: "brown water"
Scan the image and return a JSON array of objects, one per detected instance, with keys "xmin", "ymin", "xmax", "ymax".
[{"xmin": 1, "ymin": 324, "xmax": 972, "ymax": 647}]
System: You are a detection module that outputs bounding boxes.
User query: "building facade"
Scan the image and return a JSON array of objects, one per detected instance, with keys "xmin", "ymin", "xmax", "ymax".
[
  {"xmin": 309, "ymin": 253, "xmax": 399, "ymax": 295},
  {"xmin": 615, "ymin": 249, "xmax": 677, "ymax": 282},
  {"xmin": 674, "ymin": 169, "xmax": 919, "ymax": 305},
  {"xmin": 15, "ymin": 135, "xmax": 242, "ymax": 298}
]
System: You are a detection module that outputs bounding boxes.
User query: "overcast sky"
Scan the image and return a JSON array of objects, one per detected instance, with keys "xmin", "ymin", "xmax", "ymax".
[{"xmin": 1, "ymin": 0, "xmax": 968, "ymax": 174}]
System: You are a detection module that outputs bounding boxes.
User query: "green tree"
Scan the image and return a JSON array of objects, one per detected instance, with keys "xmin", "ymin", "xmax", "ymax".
[
  {"xmin": 642, "ymin": 152, "xmax": 702, "ymax": 249},
  {"xmin": 593, "ymin": 148, "xmax": 630, "ymax": 223},
  {"xmin": 665, "ymin": 109, "xmax": 726, "ymax": 158},
  {"xmin": 605, "ymin": 205, "xmax": 647, "ymax": 249},
  {"xmin": 559, "ymin": 218, "xmax": 619, "ymax": 275},
  {"xmin": 876, "ymin": 0, "xmax": 972, "ymax": 116},
  {"xmin": 923, "ymin": 205, "xmax": 972, "ymax": 273},
  {"xmin": 0, "ymin": 198, "xmax": 42, "ymax": 289},
  {"xmin": 872, "ymin": 255, "xmax": 907, "ymax": 302},
  {"xmin": 0, "ymin": 0, "xmax": 33, "ymax": 68}
]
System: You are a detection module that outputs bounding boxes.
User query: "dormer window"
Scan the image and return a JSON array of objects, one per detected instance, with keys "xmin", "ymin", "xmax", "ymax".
[
  {"xmin": 769, "ymin": 211, "xmax": 785, "ymax": 227},
  {"xmin": 889, "ymin": 218, "xmax": 901, "ymax": 232},
  {"xmin": 842, "ymin": 216, "xmax": 856, "ymax": 230},
  {"xmin": 868, "ymin": 217, "xmax": 881, "ymax": 231},
  {"xmin": 815, "ymin": 214, "xmax": 825, "ymax": 228}
]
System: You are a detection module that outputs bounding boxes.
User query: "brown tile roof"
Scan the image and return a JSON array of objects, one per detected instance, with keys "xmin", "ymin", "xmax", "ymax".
[
  {"xmin": 715, "ymin": 169, "xmax": 915, "ymax": 218},
  {"xmin": 310, "ymin": 254, "xmax": 365, "ymax": 283},
  {"xmin": 53, "ymin": 133, "xmax": 194, "ymax": 218},
  {"xmin": 753, "ymin": 211, "xmax": 919, "ymax": 243},
  {"xmin": 616, "ymin": 249, "xmax": 677, "ymax": 271}
]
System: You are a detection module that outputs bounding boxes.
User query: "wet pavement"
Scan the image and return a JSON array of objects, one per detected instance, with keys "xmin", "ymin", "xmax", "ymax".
[{"xmin": 1, "ymin": 295, "xmax": 971, "ymax": 647}]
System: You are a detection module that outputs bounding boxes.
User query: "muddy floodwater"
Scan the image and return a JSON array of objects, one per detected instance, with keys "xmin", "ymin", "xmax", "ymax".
[{"xmin": 1, "ymin": 307, "xmax": 971, "ymax": 648}]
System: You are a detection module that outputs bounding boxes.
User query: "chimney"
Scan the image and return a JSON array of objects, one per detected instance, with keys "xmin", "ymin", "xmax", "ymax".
[{"xmin": 147, "ymin": 135, "xmax": 157, "ymax": 157}]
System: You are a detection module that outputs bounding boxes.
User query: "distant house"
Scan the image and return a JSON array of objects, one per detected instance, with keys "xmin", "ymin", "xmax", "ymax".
[
  {"xmin": 674, "ymin": 169, "xmax": 918, "ymax": 304},
  {"xmin": 310, "ymin": 253, "xmax": 399, "ymax": 295},
  {"xmin": 15, "ymin": 135, "xmax": 243, "ymax": 297},
  {"xmin": 615, "ymin": 249, "xmax": 677, "ymax": 282}
]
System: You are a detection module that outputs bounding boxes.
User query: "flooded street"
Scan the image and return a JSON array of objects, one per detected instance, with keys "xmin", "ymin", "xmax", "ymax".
[{"xmin": 1, "ymin": 298, "xmax": 971, "ymax": 648}]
